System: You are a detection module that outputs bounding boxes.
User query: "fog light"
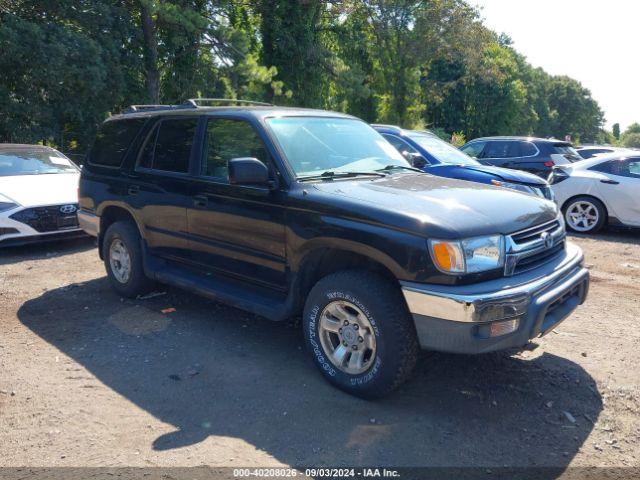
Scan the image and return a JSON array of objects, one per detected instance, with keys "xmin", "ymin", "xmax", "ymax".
[{"xmin": 477, "ymin": 318, "xmax": 520, "ymax": 339}]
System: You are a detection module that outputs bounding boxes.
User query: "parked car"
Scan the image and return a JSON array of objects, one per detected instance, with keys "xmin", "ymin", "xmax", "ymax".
[
  {"xmin": 551, "ymin": 153, "xmax": 640, "ymax": 233},
  {"xmin": 79, "ymin": 100, "xmax": 589, "ymax": 398},
  {"xmin": 373, "ymin": 125, "xmax": 554, "ymax": 201},
  {"xmin": 460, "ymin": 136, "xmax": 582, "ymax": 178},
  {"xmin": 575, "ymin": 145, "xmax": 628, "ymax": 160},
  {"xmin": 0, "ymin": 144, "xmax": 84, "ymax": 246}
]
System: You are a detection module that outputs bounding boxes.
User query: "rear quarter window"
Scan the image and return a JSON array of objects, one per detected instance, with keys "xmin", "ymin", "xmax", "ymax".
[{"xmin": 89, "ymin": 118, "xmax": 147, "ymax": 167}]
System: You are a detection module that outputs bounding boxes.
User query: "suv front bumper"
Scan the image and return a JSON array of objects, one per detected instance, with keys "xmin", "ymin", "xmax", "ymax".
[{"xmin": 401, "ymin": 242, "xmax": 589, "ymax": 354}]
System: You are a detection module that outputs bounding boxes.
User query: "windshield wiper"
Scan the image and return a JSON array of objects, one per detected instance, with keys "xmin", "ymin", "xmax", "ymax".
[
  {"xmin": 376, "ymin": 164, "xmax": 424, "ymax": 173},
  {"xmin": 298, "ymin": 170, "xmax": 388, "ymax": 182}
]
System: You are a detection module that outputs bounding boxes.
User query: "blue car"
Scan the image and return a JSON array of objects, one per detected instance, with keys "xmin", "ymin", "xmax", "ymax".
[{"xmin": 373, "ymin": 125, "xmax": 554, "ymax": 201}]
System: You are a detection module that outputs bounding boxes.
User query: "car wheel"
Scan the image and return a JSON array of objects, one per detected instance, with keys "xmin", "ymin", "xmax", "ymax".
[
  {"xmin": 103, "ymin": 221, "xmax": 155, "ymax": 297},
  {"xmin": 563, "ymin": 196, "xmax": 606, "ymax": 233},
  {"xmin": 302, "ymin": 270, "xmax": 419, "ymax": 399}
]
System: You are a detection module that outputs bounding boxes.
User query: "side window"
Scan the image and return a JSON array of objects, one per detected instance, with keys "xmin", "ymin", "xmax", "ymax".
[
  {"xmin": 382, "ymin": 134, "xmax": 418, "ymax": 155},
  {"xmin": 610, "ymin": 159, "xmax": 640, "ymax": 179},
  {"xmin": 203, "ymin": 118, "xmax": 268, "ymax": 180},
  {"xmin": 138, "ymin": 118, "xmax": 197, "ymax": 173},
  {"xmin": 520, "ymin": 141, "xmax": 538, "ymax": 157},
  {"xmin": 484, "ymin": 141, "xmax": 519, "ymax": 159},
  {"xmin": 589, "ymin": 161, "xmax": 614, "ymax": 174},
  {"xmin": 628, "ymin": 159, "xmax": 640, "ymax": 178},
  {"xmin": 90, "ymin": 118, "xmax": 147, "ymax": 167},
  {"xmin": 460, "ymin": 141, "xmax": 486, "ymax": 158}
]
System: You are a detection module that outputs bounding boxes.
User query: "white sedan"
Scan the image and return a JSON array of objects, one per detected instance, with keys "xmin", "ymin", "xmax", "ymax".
[
  {"xmin": 551, "ymin": 153, "xmax": 640, "ymax": 233},
  {"xmin": 0, "ymin": 144, "xmax": 85, "ymax": 247}
]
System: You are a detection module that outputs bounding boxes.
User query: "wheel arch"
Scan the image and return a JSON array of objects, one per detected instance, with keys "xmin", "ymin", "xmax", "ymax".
[
  {"xmin": 97, "ymin": 204, "xmax": 142, "ymax": 259},
  {"xmin": 291, "ymin": 241, "xmax": 404, "ymax": 316}
]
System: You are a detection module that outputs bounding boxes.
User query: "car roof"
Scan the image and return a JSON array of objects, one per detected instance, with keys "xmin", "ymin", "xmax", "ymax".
[
  {"xmin": 0, "ymin": 143, "xmax": 58, "ymax": 152},
  {"xmin": 107, "ymin": 105, "xmax": 356, "ymax": 122},
  {"xmin": 468, "ymin": 136, "xmax": 571, "ymax": 144}
]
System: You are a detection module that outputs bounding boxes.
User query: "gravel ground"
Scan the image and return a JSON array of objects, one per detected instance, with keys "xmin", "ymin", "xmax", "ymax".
[{"xmin": 0, "ymin": 231, "xmax": 638, "ymax": 471}]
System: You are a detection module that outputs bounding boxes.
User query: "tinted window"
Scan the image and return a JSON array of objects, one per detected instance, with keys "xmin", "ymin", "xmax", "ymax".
[
  {"xmin": 609, "ymin": 158, "xmax": 640, "ymax": 178},
  {"xmin": 204, "ymin": 119, "xmax": 268, "ymax": 180},
  {"xmin": 90, "ymin": 118, "xmax": 146, "ymax": 167},
  {"xmin": 382, "ymin": 134, "xmax": 418, "ymax": 155},
  {"xmin": 484, "ymin": 141, "xmax": 520, "ymax": 159},
  {"xmin": 460, "ymin": 141, "xmax": 486, "ymax": 158},
  {"xmin": 589, "ymin": 160, "xmax": 614, "ymax": 174},
  {"xmin": 520, "ymin": 141, "xmax": 538, "ymax": 157},
  {"xmin": 629, "ymin": 159, "xmax": 640, "ymax": 177},
  {"xmin": 139, "ymin": 118, "xmax": 197, "ymax": 173}
]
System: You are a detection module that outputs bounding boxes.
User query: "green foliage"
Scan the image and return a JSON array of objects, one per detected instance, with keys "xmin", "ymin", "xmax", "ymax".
[
  {"xmin": 612, "ymin": 123, "xmax": 620, "ymax": 139},
  {"xmin": 622, "ymin": 133, "xmax": 640, "ymax": 148},
  {"xmin": 0, "ymin": 0, "xmax": 607, "ymax": 153}
]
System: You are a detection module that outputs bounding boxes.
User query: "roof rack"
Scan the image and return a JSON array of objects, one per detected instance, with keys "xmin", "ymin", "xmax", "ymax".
[
  {"xmin": 185, "ymin": 98, "xmax": 273, "ymax": 107},
  {"xmin": 122, "ymin": 98, "xmax": 273, "ymax": 114}
]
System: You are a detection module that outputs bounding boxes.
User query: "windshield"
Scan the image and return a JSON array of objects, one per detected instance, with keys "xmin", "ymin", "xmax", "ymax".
[
  {"xmin": 407, "ymin": 133, "xmax": 479, "ymax": 166},
  {"xmin": 266, "ymin": 117, "xmax": 409, "ymax": 177},
  {"xmin": 0, "ymin": 148, "xmax": 78, "ymax": 176}
]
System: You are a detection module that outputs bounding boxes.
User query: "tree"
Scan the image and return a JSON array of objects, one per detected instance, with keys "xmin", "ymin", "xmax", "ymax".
[{"xmin": 612, "ymin": 123, "xmax": 620, "ymax": 140}]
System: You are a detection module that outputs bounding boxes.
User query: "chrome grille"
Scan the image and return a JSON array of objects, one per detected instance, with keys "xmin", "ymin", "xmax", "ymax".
[{"xmin": 505, "ymin": 218, "xmax": 566, "ymax": 276}]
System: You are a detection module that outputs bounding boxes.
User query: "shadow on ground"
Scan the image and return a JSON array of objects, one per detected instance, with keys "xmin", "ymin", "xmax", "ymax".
[
  {"xmin": 569, "ymin": 226, "xmax": 640, "ymax": 246},
  {"xmin": 0, "ymin": 236, "xmax": 95, "ymax": 266},
  {"xmin": 18, "ymin": 277, "xmax": 602, "ymax": 471}
]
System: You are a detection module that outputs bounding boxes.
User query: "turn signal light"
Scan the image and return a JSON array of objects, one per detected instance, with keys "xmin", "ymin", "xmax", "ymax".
[{"xmin": 544, "ymin": 160, "xmax": 555, "ymax": 167}]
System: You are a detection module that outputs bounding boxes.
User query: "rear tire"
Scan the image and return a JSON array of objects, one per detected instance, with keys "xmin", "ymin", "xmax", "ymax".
[
  {"xmin": 563, "ymin": 196, "xmax": 606, "ymax": 233},
  {"xmin": 103, "ymin": 221, "xmax": 155, "ymax": 297},
  {"xmin": 302, "ymin": 270, "xmax": 419, "ymax": 399}
]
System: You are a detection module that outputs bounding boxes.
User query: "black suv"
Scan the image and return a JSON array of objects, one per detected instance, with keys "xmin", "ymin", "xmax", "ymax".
[
  {"xmin": 460, "ymin": 136, "xmax": 582, "ymax": 178},
  {"xmin": 79, "ymin": 100, "xmax": 589, "ymax": 398}
]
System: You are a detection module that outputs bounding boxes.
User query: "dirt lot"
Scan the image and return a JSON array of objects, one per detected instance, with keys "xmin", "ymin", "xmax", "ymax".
[{"xmin": 0, "ymin": 231, "xmax": 639, "ymax": 472}]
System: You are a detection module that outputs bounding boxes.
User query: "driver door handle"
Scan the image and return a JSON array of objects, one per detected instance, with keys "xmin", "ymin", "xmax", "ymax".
[
  {"xmin": 600, "ymin": 179, "xmax": 619, "ymax": 185},
  {"xmin": 128, "ymin": 185, "xmax": 140, "ymax": 195}
]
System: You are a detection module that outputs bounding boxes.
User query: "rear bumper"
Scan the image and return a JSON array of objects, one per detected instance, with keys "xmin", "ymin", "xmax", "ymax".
[
  {"xmin": 78, "ymin": 209, "xmax": 100, "ymax": 237},
  {"xmin": 401, "ymin": 242, "xmax": 589, "ymax": 354}
]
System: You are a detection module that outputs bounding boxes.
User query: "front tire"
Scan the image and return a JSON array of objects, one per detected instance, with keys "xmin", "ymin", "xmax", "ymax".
[
  {"xmin": 103, "ymin": 221, "xmax": 155, "ymax": 297},
  {"xmin": 563, "ymin": 196, "xmax": 606, "ymax": 233},
  {"xmin": 302, "ymin": 270, "xmax": 419, "ymax": 399}
]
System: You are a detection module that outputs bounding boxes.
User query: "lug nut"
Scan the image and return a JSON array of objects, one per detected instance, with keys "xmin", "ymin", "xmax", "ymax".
[
  {"xmin": 342, "ymin": 341, "xmax": 348, "ymax": 347},
  {"xmin": 343, "ymin": 320, "xmax": 349, "ymax": 326},
  {"xmin": 353, "ymin": 324, "xmax": 359, "ymax": 330},
  {"xmin": 339, "ymin": 328, "xmax": 343, "ymax": 334},
  {"xmin": 352, "ymin": 345, "xmax": 358, "ymax": 350},
  {"xmin": 358, "ymin": 336, "xmax": 363, "ymax": 343}
]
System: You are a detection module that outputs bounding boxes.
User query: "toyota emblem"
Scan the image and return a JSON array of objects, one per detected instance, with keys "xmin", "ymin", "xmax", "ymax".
[
  {"xmin": 59, "ymin": 204, "xmax": 77, "ymax": 214},
  {"xmin": 541, "ymin": 232, "xmax": 553, "ymax": 249}
]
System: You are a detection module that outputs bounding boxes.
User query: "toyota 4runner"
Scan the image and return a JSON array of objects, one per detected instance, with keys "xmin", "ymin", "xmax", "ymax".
[{"xmin": 79, "ymin": 99, "xmax": 590, "ymax": 398}]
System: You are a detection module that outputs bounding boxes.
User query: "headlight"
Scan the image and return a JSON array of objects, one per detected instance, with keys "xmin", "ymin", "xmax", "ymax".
[
  {"xmin": 491, "ymin": 180, "xmax": 537, "ymax": 196},
  {"xmin": 429, "ymin": 235, "xmax": 505, "ymax": 274},
  {"xmin": 0, "ymin": 194, "xmax": 19, "ymax": 212}
]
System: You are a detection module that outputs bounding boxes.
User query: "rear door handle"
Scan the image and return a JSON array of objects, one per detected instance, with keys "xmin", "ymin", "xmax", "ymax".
[
  {"xmin": 600, "ymin": 179, "xmax": 619, "ymax": 185},
  {"xmin": 128, "ymin": 185, "xmax": 140, "ymax": 195},
  {"xmin": 193, "ymin": 195, "xmax": 208, "ymax": 207}
]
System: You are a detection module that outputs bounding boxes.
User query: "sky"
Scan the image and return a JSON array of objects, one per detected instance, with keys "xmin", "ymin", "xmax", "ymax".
[{"xmin": 473, "ymin": 0, "xmax": 639, "ymax": 131}]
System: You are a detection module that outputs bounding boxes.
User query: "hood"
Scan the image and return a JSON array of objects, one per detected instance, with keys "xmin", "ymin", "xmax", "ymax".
[
  {"xmin": 0, "ymin": 173, "xmax": 80, "ymax": 207},
  {"xmin": 461, "ymin": 164, "xmax": 548, "ymax": 185},
  {"xmin": 312, "ymin": 173, "xmax": 558, "ymax": 238}
]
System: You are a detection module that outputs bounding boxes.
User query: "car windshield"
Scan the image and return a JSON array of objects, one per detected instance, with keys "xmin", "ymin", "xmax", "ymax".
[
  {"xmin": 406, "ymin": 133, "xmax": 479, "ymax": 166},
  {"xmin": 0, "ymin": 148, "xmax": 78, "ymax": 176},
  {"xmin": 266, "ymin": 117, "xmax": 409, "ymax": 178}
]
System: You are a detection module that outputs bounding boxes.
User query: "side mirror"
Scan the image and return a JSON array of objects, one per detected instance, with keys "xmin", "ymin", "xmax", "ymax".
[
  {"xmin": 404, "ymin": 152, "xmax": 428, "ymax": 169},
  {"xmin": 228, "ymin": 158, "xmax": 271, "ymax": 187}
]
